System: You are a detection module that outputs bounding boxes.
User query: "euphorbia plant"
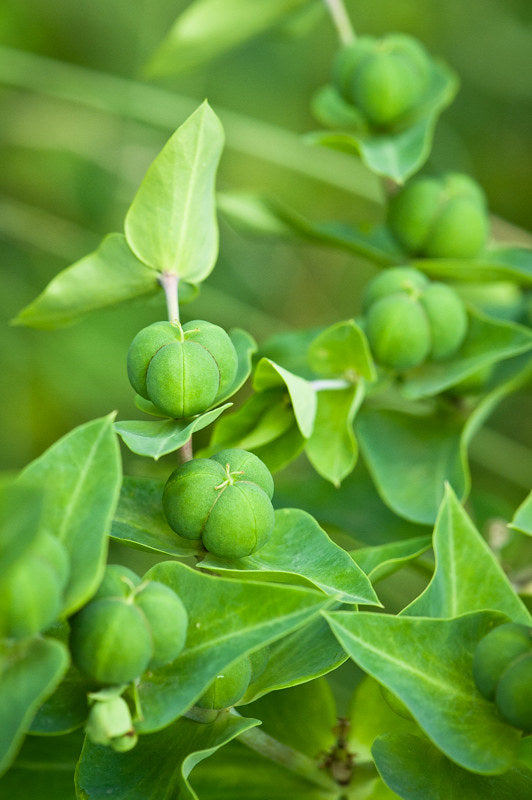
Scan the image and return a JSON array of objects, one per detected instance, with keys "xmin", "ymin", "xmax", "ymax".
[{"xmin": 1, "ymin": 2, "xmax": 532, "ymax": 799}]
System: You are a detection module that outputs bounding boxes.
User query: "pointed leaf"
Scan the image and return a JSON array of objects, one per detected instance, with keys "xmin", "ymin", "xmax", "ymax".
[
  {"xmin": 146, "ymin": 0, "xmax": 309, "ymax": 77},
  {"xmin": 115, "ymin": 404, "xmax": 232, "ymax": 459},
  {"xmin": 403, "ymin": 486, "xmax": 531, "ymax": 622},
  {"xmin": 199, "ymin": 508, "xmax": 379, "ymax": 605},
  {"xmin": 19, "ymin": 415, "xmax": 121, "ymax": 615},
  {"xmin": 308, "ymin": 320, "xmax": 376, "ymax": 381},
  {"xmin": 351, "ymin": 536, "xmax": 432, "ymax": 585},
  {"xmin": 325, "ymin": 609, "xmax": 522, "ymax": 773},
  {"xmin": 111, "ymin": 476, "xmax": 202, "ymax": 557},
  {"xmin": 253, "ymin": 358, "xmax": 317, "ymax": 438},
  {"xmin": 305, "ymin": 385, "xmax": 363, "ymax": 486},
  {"xmin": 373, "ymin": 733, "xmax": 532, "ymax": 800},
  {"xmin": 11, "ymin": 233, "xmax": 162, "ymax": 329},
  {"xmin": 125, "ymin": 102, "xmax": 224, "ymax": 283},
  {"xmin": 0, "ymin": 637, "xmax": 69, "ymax": 777},
  {"xmin": 76, "ymin": 712, "xmax": 260, "ymax": 800},
  {"xmin": 128, "ymin": 562, "xmax": 329, "ymax": 732},
  {"xmin": 511, "ymin": 491, "xmax": 532, "ymax": 537}
]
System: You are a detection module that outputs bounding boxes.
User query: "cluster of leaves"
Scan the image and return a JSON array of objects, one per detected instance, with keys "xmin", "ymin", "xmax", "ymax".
[{"xmin": 2, "ymin": 2, "xmax": 532, "ymax": 799}]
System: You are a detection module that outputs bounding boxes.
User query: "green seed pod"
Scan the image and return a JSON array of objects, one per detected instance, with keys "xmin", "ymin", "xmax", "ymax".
[
  {"xmin": 196, "ymin": 656, "xmax": 252, "ymax": 710},
  {"xmin": 85, "ymin": 695, "xmax": 135, "ymax": 747},
  {"xmin": 134, "ymin": 581, "xmax": 188, "ymax": 669},
  {"xmin": 211, "ymin": 448, "xmax": 275, "ymax": 499},
  {"xmin": 69, "ymin": 597, "xmax": 153, "ymax": 685},
  {"xmin": 331, "ymin": 38, "xmax": 376, "ymax": 101},
  {"xmin": 419, "ymin": 283, "xmax": 468, "ymax": 360},
  {"xmin": 93, "ymin": 564, "xmax": 141, "ymax": 601},
  {"xmin": 163, "ymin": 451, "xmax": 275, "ymax": 558},
  {"xmin": 127, "ymin": 320, "xmax": 238, "ymax": 418},
  {"xmin": 495, "ymin": 652, "xmax": 532, "ymax": 731},
  {"xmin": 388, "ymin": 172, "xmax": 489, "ymax": 258},
  {"xmin": 0, "ymin": 554, "xmax": 62, "ymax": 639},
  {"xmin": 472, "ymin": 622, "xmax": 532, "ymax": 700},
  {"xmin": 365, "ymin": 293, "xmax": 432, "ymax": 370},
  {"xmin": 111, "ymin": 732, "xmax": 139, "ymax": 752},
  {"xmin": 361, "ymin": 267, "xmax": 429, "ymax": 313}
]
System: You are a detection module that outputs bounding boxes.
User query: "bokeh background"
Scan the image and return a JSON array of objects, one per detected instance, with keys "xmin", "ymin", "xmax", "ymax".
[{"xmin": 0, "ymin": 0, "xmax": 531, "ymax": 541}]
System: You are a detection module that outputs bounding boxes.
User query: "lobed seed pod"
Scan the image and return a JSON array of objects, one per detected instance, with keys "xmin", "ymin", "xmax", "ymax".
[
  {"xmin": 85, "ymin": 695, "xmax": 136, "ymax": 749},
  {"xmin": 127, "ymin": 320, "xmax": 238, "ymax": 418},
  {"xmin": 162, "ymin": 449, "xmax": 275, "ymax": 559},
  {"xmin": 472, "ymin": 622, "xmax": 532, "ymax": 700},
  {"xmin": 93, "ymin": 564, "xmax": 141, "ymax": 601},
  {"xmin": 365, "ymin": 293, "xmax": 432, "ymax": 370},
  {"xmin": 69, "ymin": 597, "xmax": 153, "ymax": 685},
  {"xmin": 495, "ymin": 652, "xmax": 532, "ymax": 732},
  {"xmin": 361, "ymin": 266, "xmax": 429, "ymax": 313},
  {"xmin": 196, "ymin": 656, "xmax": 252, "ymax": 710},
  {"xmin": 134, "ymin": 580, "xmax": 188, "ymax": 669},
  {"xmin": 419, "ymin": 283, "xmax": 468, "ymax": 360}
]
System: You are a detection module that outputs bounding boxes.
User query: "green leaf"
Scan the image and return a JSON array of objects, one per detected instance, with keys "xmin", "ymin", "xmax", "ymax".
[
  {"xmin": 253, "ymin": 358, "xmax": 317, "ymax": 438},
  {"xmin": 19, "ymin": 415, "xmax": 121, "ymax": 615},
  {"xmin": 308, "ymin": 320, "xmax": 376, "ymax": 381},
  {"xmin": 402, "ymin": 485, "xmax": 531, "ymax": 622},
  {"xmin": 400, "ymin": 308, "xmax": 532, "ymax": 400},
  {"xmin": 311, "ymin": 61, "xmax": 459, "ymax": 183},
  {"xmin": 199, "ymin": 508, "xmax": 379, "ymax": 605},
  {"xmin": 29, "ymin": 661, "xmax": 90, "ymax": 735},
  {"xmin": 12, "ymin": 234, "xmax": 160, "ymax": 330},
  {"xmin": 124, "ymin": 102, "xmax": 224, "ymax": 283},
  {"xmin": 146, "ymin": 0, "xmax": 310, "ymax": 77},
  {"xmin": 0, "ymin": 637, "xmax": 69, "ymax": 777},
  {"xmin": 115, "ymin": 404, "xmax": 232, "ymax": 459},
  {"xmin": 510, "ymin": 491, "xmax": 532, "ymax": 537},
  {"xmin": 305, "ymin": 385, "xmax": 364, "ymax": 486},
  {"xmin": 351, "ymin": 536, "xmax": 432, "ymax": 584},
  {"xmin": 252, "ymin": 423, "xmax": 306, "ymax": 473},
  {"xmin": 325, "ymin": 609, "xmax": 522, "ymax": 774},
  {"xmin": 110, "ymin": 476, "xmax": 202, "ymax": 558},
  {"xmin": 242, "ymin": 615, "xmax": 347, "ymax": 705},
  {"xmin": 206, "ymin": 390, "xmax": 294, "ymax": 452},
  {"xmin": 0, "ymin": 480, "xmax": 43, "ymax": 573},
  {"xmin": 76, "ymin": 712, "xmax": 260, "ymax": 800},
  {"xmin": 0, "ymin": 731, "xmax": 82, "ymax": 799},
  {"xmin": 373, "ymin": 732, "xmax": 532, "ymax": 800},
  {"xmin": 413, "ymin": 246, "xmax": 532, "ymax": 286},
  {"xmin": 129, "ymin": 562, "xmax": 329, "ymax": 732}
]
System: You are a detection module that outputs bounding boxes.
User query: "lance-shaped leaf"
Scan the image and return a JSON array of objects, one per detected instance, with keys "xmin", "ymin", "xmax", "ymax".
[
  {"xmin": 308, "ymin": 319, "xmax": 376, "ymax": 381},
  {"xmin": 146, "ymin": 0, "xmax": 310, "ymax": 77},
  {"xmin": 0, "ymin": 480, "xmax": 43, "ymax": 573},
  {"xmin": 0, "ymin": 731, "xmax": 82, "ymax": 798},
  {"xmin": 11, "ymin": 233, "xmax": 164, "ymax": 329},
  {"xmin": 76, "ymin": 712, "xmax": 260, "ymax": 800},
  {"xmin": 325, "ymin": 609, "xmax": 522, "ymax": 774},
  {"xmin": 413, "ymin": 246, "xmax": 532, "ymax": 286},
  {"xmin": 241, "ymin": 615, "xmax": 347, "ymax": 705},
  {"xmin": 373, "ymin": 732, "xmax": 532, "ymax": 800},
  {"xmin": 253, "ymin": 358, "xmax": 317, "ymax": 438},
  {"xmin": 311, "ymin": 61, "xmax": 458, "ymax": 183},
  {"xmin": 511, "ymin": 491, "xmax": 532, "ymax": 537},
  {"xmin": 111, "ymin": 476, "xmax": 202, "ymax": 558},
  {"xmin": 199, "ymin": 508, "xmax": 379, "ymax": 605},
  {"xmin": 115, "ymin": 404, "xmax": 232, "ymax": 460},
  {"xmin": 351, "ymin": 536, "xmax": 432, "ymax": 585},
  {"xmin": 125, "ymin": 102, "xmax": 224, "ymax": 283},
  {"xmin": 0, "ymin": 637, "xmax": 69, "ymax": 777},
  {"xmin": 305, "ymin": 384, "xmax": 364, "ymax": 486},
  {"xmin": 19, "ymin": 415, "xmax": 121, "ymax": 615},
  {"xmin": 402, "ymin": 486, "xmax": 531, "ymax": 622},
  {"xmin": 400, "ymin": 308, "xmax": 532, "ymax": 400},
  {"xmin": 128, "ymin": 562, "xmax": 330, "ymax": 732}
]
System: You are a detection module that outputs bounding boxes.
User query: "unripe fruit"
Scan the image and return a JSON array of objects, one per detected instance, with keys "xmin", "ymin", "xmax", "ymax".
[
  {"xmin": 365, "ymin": 293, "xmax": 431, "ymax": 370},
  {"xmin": 419, "ymin": 283, "xmax": 468, "ymax": 360},
  {"xmin": 69, "ymin": 598, "xmax": 153, "ymax": 685},
  {"xmin": 163, "ymin": 449, "xmax": 275, "ymax": 558},
  {"xmin": 85, "ymin": 696, "xmax": 136, "ymax": 749},
  {"xmin": 134, "ymin": 581, "xmax": 188, "ymax": 669},
  {"xmin": 127, "ymin": 320, "xmax": 238, "ymax": 418},
  {"xmin": 332, "ymin": 35, "xmax": 429, "ymax": 130},
  {"xmin": 495, "ymin": 652, "xmax": 532, "ymax": 731},
  {"xmin": 0, "ymin": 554, "xmax": 62, "ymax": 639},
  {"xmin": 472, "ymin": 622, "xmax": 532, "ymax": 700},
  {"xmin": 93, "ymin": 564, "xmax": 141, "ymax": 601},
  {"xmin": 196, "ymin": 656, "xmax": 252, "ymax": 710},
  {"xmin": 361, "ymin": 266, "xmax": 429, "ymax": 313},
  {"xmin": 388, "ymin": 173, "xmax": 489, "ymax": 258}
]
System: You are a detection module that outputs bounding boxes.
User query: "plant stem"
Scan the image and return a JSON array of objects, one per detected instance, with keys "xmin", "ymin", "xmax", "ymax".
[
  {"xmin": 311, "ymin": 378, "xmax": 352, "ymax": 391},
  {"xmin": 159, "ymin": 271, "xmax": 180, "ymax": 325},
  {"xmin": 230, "ymin": 709, "xmax": 337, "ymax": 792},
  {"xmin": 178, "ymin": 439, "xmax": 194, "ymax": 464},
  {"xmin": 323, "ymin": 0, "xmax": 356, "ymax": 45}
]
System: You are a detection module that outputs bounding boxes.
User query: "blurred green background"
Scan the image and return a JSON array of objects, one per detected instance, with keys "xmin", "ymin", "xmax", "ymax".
[{"xmin": 0, "ymin": 0, "xmax": 531, "ymax": 545}]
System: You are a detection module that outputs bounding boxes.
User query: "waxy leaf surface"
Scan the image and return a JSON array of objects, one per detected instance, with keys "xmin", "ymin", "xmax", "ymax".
[
  {"xmin": 253, "ymin": 358, "xmax": 317, "ymax": 438},
  {"xmin": 305, "ymin": 385, "xmax": 363, "ymax": 486},
  {"xmin": 351, "ymin": 536, "xmax": 432, "ymax": 584}
]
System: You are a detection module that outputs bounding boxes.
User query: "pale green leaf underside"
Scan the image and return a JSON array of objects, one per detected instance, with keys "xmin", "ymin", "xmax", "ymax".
[
  {"xmin": 253, "ymin": 358, "xmax": 317, "ymax": 438},
  {"xmin": 510, "ymin": 490, "xmax": 532, "ymax": 536}
]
